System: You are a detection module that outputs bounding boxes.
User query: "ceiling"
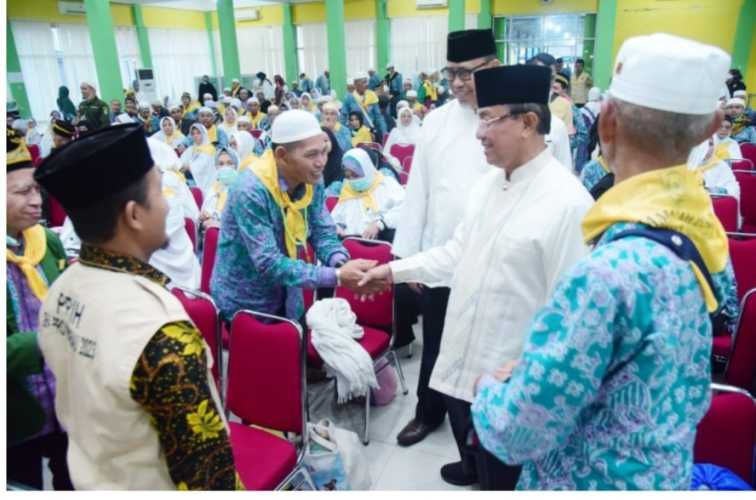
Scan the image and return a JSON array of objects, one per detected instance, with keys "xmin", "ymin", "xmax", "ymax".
[{"xmin": 112, "ymin": 0, "xmax": 319, "ymax": 11}]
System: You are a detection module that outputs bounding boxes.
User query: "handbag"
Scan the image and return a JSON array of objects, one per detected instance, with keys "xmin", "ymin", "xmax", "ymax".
[{"xmin": 303, "ymin": 419, "xmax": 372, "ymax": 490}]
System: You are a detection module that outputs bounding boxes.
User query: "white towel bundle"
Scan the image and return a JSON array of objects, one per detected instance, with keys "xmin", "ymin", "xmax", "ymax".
[{"xmin": 306, "ymin": 298, "xmax": 379, "ymax": 403}]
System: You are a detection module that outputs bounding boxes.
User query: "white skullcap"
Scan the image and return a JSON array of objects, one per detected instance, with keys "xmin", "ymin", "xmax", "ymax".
[
  {"xmin": 608, "ymin": 33, "xmax": 730, "ymax": 115},
  {"xmin": 81, "ymin": 81, "xmax": 96, "ymax": 90},
  {"xmin": 397, "ymin": 100, "xmax": 409, "ymax": 110},
  {"xmin": 407, "ymin": 90, "xmax": 417, "ymax": 98},
  {"xmin": 386, "ymin": 62, "xmax": 394, "ymax": 69},
  {"xmin": 237, "ymin": 116, "xmax": 252, "ymax": 124},
  {"xmin": 437, "ymin": 86, "xmax": 445, "ymax": 94},
  {"xmin": 733, "ymin": 90, "xmax": 747, "ymax": 99},
  {"xmin": 138, "ymin": 103, "xmax": 151, "ymax": 111},
  {"xmin": 230, "ymin": 98, "xmax": 242, "ymax": 108},
  {"xmin": 222, "ymin": 96, "xmax": 232, "ymax": 104},
  {"xmin": 271, "ymin": 110, "xmax": 323, "ymax": 144},
  {"xmin": 727, "ymin": 97, "xmax": 746, "ymax": 107},
  {"xmin": 232, "ymin": 78, "xmax": 240, "ymax": 84},
  {"xmin": 352, "ymin": 71, "xmax": 369, "ymax": 83},
  {"xmin": 247, "ymin": 97, "xmax": 259, "ymax": 104},
  {"xmin": 199, "ymin": 106, "xmax": 214, "ymax": 114}
]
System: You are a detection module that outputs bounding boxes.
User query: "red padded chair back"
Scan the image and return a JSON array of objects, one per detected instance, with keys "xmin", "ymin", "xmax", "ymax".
[
  {"xmin": 325, "ymin": 196, "xmax": 339, "ymax": 213},
  {"xmin": 227, "ymin": 311, "xmax": 304, "ymax": 434},
  {"xmin": 729, "ymin": 158, "xmax": 754, "ymax": 171},
  {"xmin": 251, "ymin": 129, "xmax": 262, "ymax": 139},
  {"xmin": 739, "ymin": 173, "xmax": 756, "ymax": 231},
  {"xmin": 728, "ymin": 238, "xmax": 756, "ymax": 300},
  {"xmin": 694, "ymin": 390, "xmax": 756, "ymax": 485},
  {"xmin": 335, "ymin": 238, "xmax": 393, "ymax": 330},
  {"xmin": 741, "ymin": 143, "xmax": 756, "ymax": 165},
  {"xmin": 171, "ymin": 287, "xmax": 221, "ymax": 387},
  {"xmin": 712, "ymin": 196, "xmax": 738, "ymax": 233},
  {"xmin": 190, "ymin": 186, "xmax": 203, "ymax": 210},
  {"xmin": 725, "ymin": 289, "xmax": 756, "ymax": 393},
  {"xmin": 399, "ymin": 171, "xmax": 409, "ymax": 185},
  {"xmin": 184, "ymin": 218, "xmax": 197, "ymax": 252},
  {"xmin": 48, "ymin": 195, "xmax": 67, "ymax": 228},
  {"xmin": 390, "ymin": 144, "xmax": 415, "ymax": 167},
  {"xmin": 201, "ymin": 227, "xmax": 220, "ymax": 294},
  {"xmin": 382, "ymin": 133, "xmax": 389, "ymax": 146}
]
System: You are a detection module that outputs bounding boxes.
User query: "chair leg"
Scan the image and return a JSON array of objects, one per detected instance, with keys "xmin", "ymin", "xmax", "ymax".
[
  {"xmin": 301, "ymin": 467, "xmax": 317, "ymax": 491},
  {"xmin": 390, "ymin": 350, "xmax": 409, "ymax": 396},
  {"xmin": 362, "ymin": 388, "xmax": 371, "ymax": 445}
]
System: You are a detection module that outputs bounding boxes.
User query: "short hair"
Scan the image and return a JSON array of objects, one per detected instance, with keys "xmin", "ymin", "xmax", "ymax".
[
  {"xmin": 576, "ymin": 58, "xmax": 585, "ymax": 65},
  {"xmin": 507, "ymin": 103, "xmax": 551, "ymax": 135},
  {"xmin": 67, "ymin": 174, "xmax": 150, "ymax": 244},
  {"xmin": 111, "ymin": 99, "xmax": 121, "ymax": 104},
  {"xmin": 348, "ymin": 111, "xmax": 364, "ymax": 127},
  {"xmin": 611, "ymin": 97, "xmax": 713, "ymax": 162},
  {"xmin": 271, "ymin": 141, "xmax": 304, "ymax": 154}
]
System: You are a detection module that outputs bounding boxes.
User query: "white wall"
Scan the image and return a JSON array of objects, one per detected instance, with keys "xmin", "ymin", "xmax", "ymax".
[
  {"xmin": 148, "ymin": 28, "xmax": 213, "ymax": 102},
  {"xmin": 389, "ymin": 15, "xmax": 448, "ymax": 80}
]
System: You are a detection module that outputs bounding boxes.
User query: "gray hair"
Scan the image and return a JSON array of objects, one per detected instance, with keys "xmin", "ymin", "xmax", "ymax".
[{"xmin": 611, "ymin": 97, "xmax": 713, "ymax": 162}]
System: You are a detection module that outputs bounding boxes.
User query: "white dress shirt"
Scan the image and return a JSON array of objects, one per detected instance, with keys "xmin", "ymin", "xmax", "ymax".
[
  {"xmin": 390, "ymin": 148, "xmax": 593, "ymax": 402},
  {"xmin": 547, "ymin": 115, "xmax": 573, "ymax": 171}
]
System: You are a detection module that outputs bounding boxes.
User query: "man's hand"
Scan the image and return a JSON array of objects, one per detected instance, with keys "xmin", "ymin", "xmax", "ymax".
[
  {"xmin": 338, "ymin": 259, "xmax": 378, "ymax": 290},
  {"xmin": 354, "ymin": 263, "xmax": 393, "ymax": 300},
  {"xmin": 361, "ymin": 222, "xmax": 380, "ymax": 240}
]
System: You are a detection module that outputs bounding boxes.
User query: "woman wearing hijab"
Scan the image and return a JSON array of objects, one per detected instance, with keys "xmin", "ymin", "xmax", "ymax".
[
  {"xmin": 300, "ymin": 92, "xmax": 316, "ymax": 113},
  {"xmin": 331, "ymin": 148, "xmax": 404, "ymax": 241},
  {"xmin": 230, "ymin": 130, "xmax": 257, "ymax": 168},
  {"xmin": 219, "ymin": 106, "xmax": 239, "ymax": 136},
  {"xmin": 199, "ymin": 147, "xmax": 240, "ymax": 231},
  {"xmin": 180, "ymin": 123, "xmax": 216, "ymax": 195},
  {"xmin": 321, "ymin": 102, "xmax": 352, "ymax": 153},
  {"xmin": 56, "ymin": 86, "xmax": 77, "ymax": 122},
  {"xmin": 383, "ymin": 107, "xmax": 421, "ymax": 161},
  {"xmin": 153, "ymin": 116, "xmax": 185, "ymax": 149},
  {"xmin": 322, "ymin": 126, "xmax": 344, "ymax": 191},
  {"xmin": 349, "ymin": 111, "xmax": 373, "ymax": 147}
]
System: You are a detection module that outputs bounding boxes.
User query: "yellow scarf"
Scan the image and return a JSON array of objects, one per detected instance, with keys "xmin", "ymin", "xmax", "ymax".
[
  {"xmin": 207, "ymin": 125, "xmax": 218, "ymax": 144},
  {"xmin": 194, "ymin": 143, "xmax": 216, "ymax": 157},
  {"xmin": 250, "ymin": 112, "xmax": 266, "ymax": 129},
  {"xmin": 422, "ymin": 80, "xmax": 438, "ymax": 102},
  {"xmin": 582, "ymin": 164, "xmax": 728, "ymax": 313},
  {"xmin": 338, "ymin": 172, "xmax": 384, "ymax": 212},
  {"xmin": 211, "ymin": 181, "xmax": 229, "ymax": 214},
  {"xmin": 731, "ymin": 114, "xmax": 750, "ymax": 136},
  {"xmin": 251, "ymin": 152, "xmax": 313, "ymax": 258},
  {"xmin": 184, "ymin": 101, "xmax": 200, "ymax": 117},
  {"xmin": 353, "ymin": 90, "xmax": 379, "ymax": 112},
  {"xmin": 163, "ymin": 130, "xmax": 184, "ymax": 146},
  {"xmin": 6, "ymin": 225, "xmax": 49, "ymax": 301},
  {"xmin": 239, "ymin": 149, "xmax": 266, "ymax": 173},
  {"xmin": 713, "ymin": 142, "xmax": 731, "ymax": 162},
  {"xmin": 352, "ymin": 126, "xmax": 373, "ymax": 147}
]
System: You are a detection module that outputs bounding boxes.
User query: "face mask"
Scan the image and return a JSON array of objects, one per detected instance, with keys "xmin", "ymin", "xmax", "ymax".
[
  {"xmin": 217, "ymin": 166, "xmax": 238, "ymax": 187},
  {"xmin": 348, "ymin": 177, "xmax": 372, "ymax": 192}
]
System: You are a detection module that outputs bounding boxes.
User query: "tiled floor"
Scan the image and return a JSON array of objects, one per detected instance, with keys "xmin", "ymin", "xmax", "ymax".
[{"xmin": 307, "ymin": 339, "xmax": 473, "ymax": 491}]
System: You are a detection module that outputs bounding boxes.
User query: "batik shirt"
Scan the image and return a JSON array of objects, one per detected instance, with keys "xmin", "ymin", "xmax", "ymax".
[
  {"xmin": 211, "ymin": 170, "xmax": 348, "ymax": 321},
  {"xmin": 579, "ymin": 159, "xmax": 608, "ymax": 193},
  {"xmin": 471, "ymin": 222, "xmax": 737, "ymax": 490},
  {"xmin": 80, "ymin": 245, "xmax": 241, "ymax": 490}
]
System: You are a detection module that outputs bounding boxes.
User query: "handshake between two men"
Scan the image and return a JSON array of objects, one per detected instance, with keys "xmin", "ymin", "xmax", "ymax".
[{"xmin": 336, "ymin": 259, "xmax": 396, "ymax": 299}]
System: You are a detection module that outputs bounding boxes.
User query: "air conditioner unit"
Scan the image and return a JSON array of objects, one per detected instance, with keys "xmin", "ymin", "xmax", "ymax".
[
  {"xmin": 416, "ymin": 0, "xmax": 447, "ymax": 9},
  {"xmin": 58, "ymin": 1, "xmax": 86, "ymax": 15},
  {"xmin": 236, "ymin": 8, "xmax": 261, "ymax": 22}
]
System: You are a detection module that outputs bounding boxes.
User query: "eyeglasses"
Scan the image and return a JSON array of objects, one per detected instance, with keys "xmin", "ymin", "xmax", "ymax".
[
  {"xmin": 479, "ymin": 113, "xmax": 516, "ymax": 129},
  {"xmin": 441, "ymin": 61, "xmax": 490, "ymax": 82}
]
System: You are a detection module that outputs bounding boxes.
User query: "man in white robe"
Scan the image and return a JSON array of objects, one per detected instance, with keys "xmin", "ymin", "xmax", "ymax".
[
  {"xmin": 361, "ymin": 64, "xmax": 593, "ymax": 488},
  {"xmin": 391, "ymin": 28, "xmax": 500, "ymax": 449}
]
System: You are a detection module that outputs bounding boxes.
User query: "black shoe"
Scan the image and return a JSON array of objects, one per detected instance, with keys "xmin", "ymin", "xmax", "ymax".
[
  {"xmin": 396, "ymin": 418, "xmax": 437, "ymax": 447},
  {"xmin": 440, "ymin": 461, "xmax": 478, "ymax": 486}
]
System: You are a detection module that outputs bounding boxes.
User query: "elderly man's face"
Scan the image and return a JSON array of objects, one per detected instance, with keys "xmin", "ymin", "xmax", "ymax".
[
  {"xmin": 80, "ymin": 84, "xmax": 94, "ymax": 100},
  {"xmin": 476, "ymin": 104, "xmax": 525, "ymax": 169},
  {"xmin": 6, "ymin": 168, "xmax": 42, "ymax": 237},
  {"xmin": 726, "ymin": 104, "xmax": 745, "ymax": 118},
  {"xmin": 322, "ymin": 108, "xmax": 338, "ymax": 127},
  {"xmin": 355, "ymin": 79, "xmax": 368, "ymax": 94},
  {"xmin": 139, "ymin": 108, "xmax": 151, "ymax": 119},
  {"xmin": 249, "ymin": 102, "xmax": 260, "ymax": 114}
]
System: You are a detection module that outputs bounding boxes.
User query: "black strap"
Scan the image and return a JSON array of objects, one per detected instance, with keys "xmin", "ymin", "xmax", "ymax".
[
  {"xmin": 589, "ymin": 172, "xmax": 615, "ymax": 200},
  {"xmin": 609, "ymin": 227, "xmax": 720, "ymax": 320}
]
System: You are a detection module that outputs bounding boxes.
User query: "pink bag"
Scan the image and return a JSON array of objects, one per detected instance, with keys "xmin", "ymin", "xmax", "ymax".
[{"xmin": 370, "ymin": 358, "xmax": 398, "ymax": 406}]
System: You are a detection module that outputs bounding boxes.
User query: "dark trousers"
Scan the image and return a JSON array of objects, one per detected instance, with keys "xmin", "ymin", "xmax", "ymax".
[
  {"xmin": 393, "ymin": 284, "xmax": 420, "ymax": 349},
  {"xmin": 414, "ymin": 287, "xmax": 450, "ymax": 428},
  {"xmin": 7, "ymin": 431, "xmax": 74, "ymax": 490},
  {"xmin": 444, "ymin": 395, "xmax": 522, "ymax": 490}
]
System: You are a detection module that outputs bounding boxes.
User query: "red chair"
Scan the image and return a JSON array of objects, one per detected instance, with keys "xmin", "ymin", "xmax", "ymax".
[
  {"xmin": 325, "ymin": 196, "xmax": 339, "ymax": 213},
  {"xmin": 250, "ymin": 129, "xmax": 263, "ymax": 139},
  {"xmin": 694, "ymin": 384, "xmax": 756, "ymax": 486},
  {"xmin": 390, "ymin": 144, "xmax": 415, "ymax": 167},
  {"xmin": 722, "ymin": 289, "xmax": 756, "ymax": 394},
  {"xmin": 728, "ymin": 237, "xmax": 756, "ymax": 300},
  {"xmin": 711, "ymin": 196, "xmax": 739, "ymax": 233},
  {"xmin": 399, "ymin": 171, "xmax": 409, "ymax": 185},
  {"xmin": 201, "ymin": 226, "xmax": 220, "ymax": 294},
  {"xmin": 227, "ymin": 310, "xmax": 315, "ymax": 490},
  {"xmin": 738, "ymin": 173, "xmax": 756, "ymax": 233},
  {"xmin": 728, "ymin": 158, "xmax": 754, "ymax": 171},
  {"xmin": 740, "ymin": 143, "xmax": 756, "ymax": 165},
  {"xmin": 307, "ymin": 237, "xmax": 408, "ymax": 444},
  {"xmin": 184, "ymin": 217, "xmax": 197, "ymax": 252},
  {"xmin": 171, "ymin": 286, "xmax": 224, "ymax": 394},
  {"xmin": 47, "ymin": 195, "xmax": 67, "ymax": 228},
  {"xmin": 190, "ymin": 186, "xmax": 203, "ymax": 210}
]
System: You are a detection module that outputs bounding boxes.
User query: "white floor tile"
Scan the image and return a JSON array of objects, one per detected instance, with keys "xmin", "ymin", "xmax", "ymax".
[{"xmin": 372, "ymin": 446, "xmax": 473, "ymax": 491}]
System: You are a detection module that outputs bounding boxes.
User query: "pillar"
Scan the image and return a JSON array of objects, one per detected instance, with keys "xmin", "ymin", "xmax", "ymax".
[
  {"xmin": 593, "ymin": 0, "xmax": 617, "ymax": 90},
  {"xmin": 494, "ymin": 17, "xmax": 507, "ymax": 63},
  {"xmin": 205, "ymin": 12, "xmax": 222, "ymax": 92},
  {"xmin": 582, "ymin": 13, "xmax": 597, "ymax": 77},
  {"xmin": 282, "ymin": 3, "xmax": 299, "ymax": 85},
  {"xmin": 83, "ymin": 0, "xmax": 124, "ymax": 105},
  {"xmin": 376, "ymin": 0, "xmax": 390, "ymax": 73},
  {"xmin": 448, "ymin": 0, "xmax": 465, "ymax": 32},
  {"xmin": 478, "ymin": 0, "xmax": 492, "ymax": 30},
  {"xmin": 325, "ymin": 0, "xmax": 347, "ymax": 97},
  {"xmin": 7, "ymin": 20, "xmax": 32, "ymax": 118},
  {"xmin": 217, "ymin": 0, "xmax": 241, "ymax": 82},
  {"xmin": 732, "ymin": 0, "xmax": 756, "ymax": 75},
  {"xmin": 132, "ymin": 4, "xmax": 153, "ymax": 69}
]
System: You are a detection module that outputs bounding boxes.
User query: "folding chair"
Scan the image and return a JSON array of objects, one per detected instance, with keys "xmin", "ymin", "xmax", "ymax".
[
  {"xmin": 711, "ymin": 195, "xmax": 738, "ymax": 233},
  {"xmin": 694, "ymin": 383, "xmax": 756, "ymax": 486},
  {"xmin": 390, "ymin": 144, "xmax": 415, "ymax": 168},
  {"xmin": 251, "ymin": 130, "xmax": 263, "ymax": 139},
  {"xmin": 721, "ymin": 289, "xmax": 756, "ymax": 394},
  {"xmin": 227, "ymin": 310, "xmax": 315, "ymax": 490},
  {"xmin": 48, "ymin": 195, "xmax": 67, "ymax": 228},
  {"xmin": 737, "ymin": 172, "xmax": 756, "ymax": 233},
  {"xmin": 200, "ymin": 227, "xmax": 220, "ymax": 294},
  {"xmin": 325, "ymin": 196, "xmax": 339, "ymax": 213},
  {"xmin": 190, "ymin": 186, "xmax": 203, "ymax": 210},
  {"xmin": 307, "ymin": 237, "xmax": 409, "ymax": 444},
  {"xmin": 727, "ymin": 158, "xmax": 754, "ymax": 171},
  {"xmin": 171, "ymin": 286, "xmax": 224, "ymax": 395},
  {"xmin": 184, "ymin": 218, "xmax": 197, "ymax": 252},
  {"xmin": 740, "ymin": 143, "xmax": 756, "ymax": 166},
  {"xmin": 728, "ymin": 237, "xmax": 756, "ymax": 300}
]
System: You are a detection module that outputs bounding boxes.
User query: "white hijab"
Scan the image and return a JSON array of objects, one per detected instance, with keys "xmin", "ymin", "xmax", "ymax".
[
  {"xmin": 391, "ymin": 108, "xmax": 421, "ymax": 145},
  {"xmin": 231, "ymin": 130, "xmax": 256, "ymax": 161}
]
